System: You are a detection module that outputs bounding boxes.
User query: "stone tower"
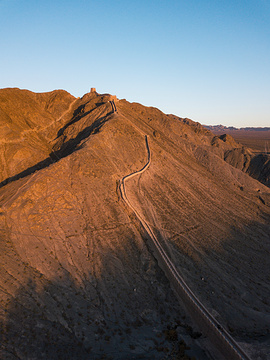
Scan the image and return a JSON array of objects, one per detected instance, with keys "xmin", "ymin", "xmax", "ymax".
[{"xmin": 90, "ymin": 87, "xmax": 96, "ymax": 93}]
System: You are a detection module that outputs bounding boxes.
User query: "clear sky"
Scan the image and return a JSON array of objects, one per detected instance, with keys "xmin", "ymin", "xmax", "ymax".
[{"xmin": 0, "ymin": 0, "xmax": 269, "ymax": 127}]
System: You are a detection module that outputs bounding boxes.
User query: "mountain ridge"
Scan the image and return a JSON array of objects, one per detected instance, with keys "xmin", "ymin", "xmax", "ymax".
[{"xmin": 0, "ymin": 88, "xmax": 269, "ymax": 359}]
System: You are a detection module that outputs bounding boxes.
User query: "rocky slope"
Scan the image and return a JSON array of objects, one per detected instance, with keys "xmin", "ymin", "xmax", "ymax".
[
  {"xmin": 215, "ymin": 134, "xmax": 270, "ymax": 187},
  {"xmin": 0, "ymin": 88, "xmax": 269, "ymax": 359},
  {"xmin": 0, "ymin": 88, "xmax": 76, "ymax": 185},
  {"xmin": 203, "ymin": 125, "xmax": 270, "ymax": 186}
]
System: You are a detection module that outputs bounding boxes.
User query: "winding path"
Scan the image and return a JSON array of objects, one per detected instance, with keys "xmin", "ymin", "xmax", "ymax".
[{"xmin": 119, "ymin": 135, "xmax": 251, "ymax": 360}]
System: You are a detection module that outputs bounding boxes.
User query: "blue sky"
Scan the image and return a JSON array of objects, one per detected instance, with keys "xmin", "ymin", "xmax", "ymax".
[{"xmin": 0, "ymin": 0, "xmax": 269, "ymax": 127}]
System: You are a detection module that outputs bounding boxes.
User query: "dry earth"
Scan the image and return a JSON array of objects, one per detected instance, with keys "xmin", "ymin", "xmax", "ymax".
[
  {"xmin": 0, "ymin": 88, "xmax": 269, "ymax": 360},
  {"xmin": 204, "ymin": 126, "xmax": 270, "ymax": 187},
  {"xmin": 204, "ymin": 126, "xmax": 270, "ymax": 153}
]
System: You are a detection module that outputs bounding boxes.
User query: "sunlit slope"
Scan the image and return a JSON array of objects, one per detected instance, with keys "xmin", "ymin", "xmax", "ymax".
[
  {"xmin": 0, "ymin": 89, "xmax": 269, "ymax": 359},
  {"xmin": 0, "ymin": 88, "xmax": 76, "ymax": 183},
  {"xmin": 117, "ymin": 99, "xmax": 270, "ymax": 356},
  {"xmin": 0, "ymin": 96, "xmax": 186, "ymax": 359}
]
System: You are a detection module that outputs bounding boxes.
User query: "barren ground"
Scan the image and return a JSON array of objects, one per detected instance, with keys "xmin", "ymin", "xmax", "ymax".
[{"xmin": 0, "ymin": 89, "xmax": 269, "ymax": 359}]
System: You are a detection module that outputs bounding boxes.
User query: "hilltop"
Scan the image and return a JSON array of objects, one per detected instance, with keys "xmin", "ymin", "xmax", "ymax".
[
  {"xmin": 203, "ymin": 125, "xmax": 270, "ymax": 187},
  {"xmin": 0, "ymin": 88, "xmax": 269, "ymax": 359}
]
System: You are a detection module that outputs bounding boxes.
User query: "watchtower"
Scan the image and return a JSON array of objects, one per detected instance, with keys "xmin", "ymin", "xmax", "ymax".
[{"xmin": 90, "ymin": 87, "xmax": 96, "ymax": 93}]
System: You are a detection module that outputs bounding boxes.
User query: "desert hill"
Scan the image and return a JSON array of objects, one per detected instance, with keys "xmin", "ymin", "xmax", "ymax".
[
  {"xmin": 0, "ymin": 88, "xmax": 76, "ymax": 184},
  {"xmin": 0, "ymin": 88, "xmax": 269, "ymax": 359},
  {"xmin": 203, "ymin": 125, "xmax": 270, "ymax": 187}
]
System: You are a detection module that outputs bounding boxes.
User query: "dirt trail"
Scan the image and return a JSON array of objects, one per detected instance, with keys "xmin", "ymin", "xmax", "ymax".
[{"xmin": 119, "ymin": 135, "xmax": 251, "ymax": 360}]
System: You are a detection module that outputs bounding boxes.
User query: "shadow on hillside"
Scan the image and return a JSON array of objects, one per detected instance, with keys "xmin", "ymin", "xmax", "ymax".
[
  {"xmin": 248, "ymin": 153, "xmax": 270, "ymax": 187},
  {"xmin": 167, "ymin": 214, "xmax": 270, "ymax": 339},
  {"xmin": 0, "ymin": 275, "xmax": 91, "ymax": 360},
  {"xmin": 0, "ymin": 230, "xmax": 190, "ymax": 360},
  {"xmin": 56, "ymin": 101, "xmax": 111, "ymax": 139},
  {"xmin": 2, "ymin": 216, "xmax": 269, "ymax": 359},
  {"xmin": 0, "ymin": 112, "xmax": 112, "ymax": 189}
]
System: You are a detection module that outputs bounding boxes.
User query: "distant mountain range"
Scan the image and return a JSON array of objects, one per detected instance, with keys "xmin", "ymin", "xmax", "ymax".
[{"xmin": 204, "ymin": 125, "xmax": 270, "ymax": 132}]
